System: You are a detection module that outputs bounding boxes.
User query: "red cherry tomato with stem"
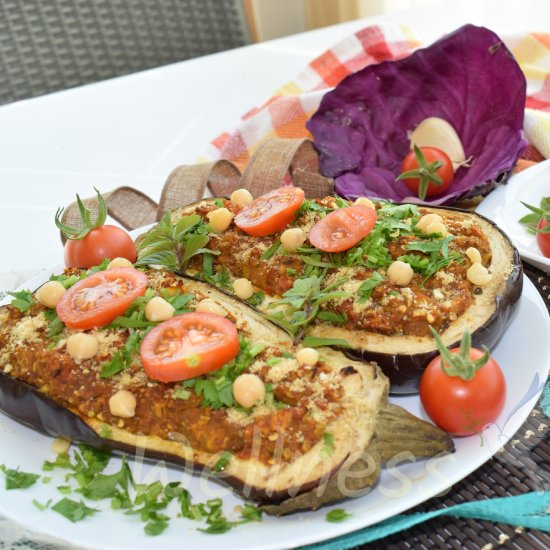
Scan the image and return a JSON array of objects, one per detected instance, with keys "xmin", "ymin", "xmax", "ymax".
[
  {"xmin": 397, "ymin": 145, "xmax": 454, "ymax": 200},
  {"xmin": 419, "ymin": 328, "xmax": 506, "ymax": 436},
  {"xmin": 536, "ymin": 217, "xmax": 550, "ymax": 258},
  {"xmin": 56, "ymin": 188, "xmax": 136, "ymax": 268}
]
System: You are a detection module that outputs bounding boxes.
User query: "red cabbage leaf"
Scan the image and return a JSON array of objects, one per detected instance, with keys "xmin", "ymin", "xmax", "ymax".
[{"xmin": 307, "ymin": 25, "xmax": 527, "ymax": 205}]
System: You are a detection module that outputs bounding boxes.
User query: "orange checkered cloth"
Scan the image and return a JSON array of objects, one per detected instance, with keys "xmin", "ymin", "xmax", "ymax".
[{"xmin": 206, "ymin": 23, "xmax": 550, "ymax": 173}]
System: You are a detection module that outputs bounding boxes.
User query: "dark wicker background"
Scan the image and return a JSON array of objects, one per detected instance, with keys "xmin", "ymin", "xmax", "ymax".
[
  {"xmin": 0, "ymin": 0, "xmax": 251, "ymax": 105},
  {"xmin": 363, "ymin": 262, "xmax": 550, "ymax": 550}
]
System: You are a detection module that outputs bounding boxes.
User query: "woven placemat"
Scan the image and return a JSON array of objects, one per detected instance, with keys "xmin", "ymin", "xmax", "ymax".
[{"xmin": 363, "ymin": 261, "xmax": 550, "ymax": 550}]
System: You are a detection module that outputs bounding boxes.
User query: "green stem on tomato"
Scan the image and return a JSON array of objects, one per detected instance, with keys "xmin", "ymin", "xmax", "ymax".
[
  {"xmin": 430, "ymin": 327, "xmax": 490, "ymax": 380},
  {"xmin": 396, "ymin": 144, "xmax": 444, "ymax": 200}
]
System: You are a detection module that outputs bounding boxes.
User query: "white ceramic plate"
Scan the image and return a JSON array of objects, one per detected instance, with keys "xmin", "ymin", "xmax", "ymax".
[
  {"xmin": 476, "ymin": 159, "xmax": 550, "ymax": 273},
  {"xmin": 0, "ymin": 271, "xmax": 548, "ymax": 550}
]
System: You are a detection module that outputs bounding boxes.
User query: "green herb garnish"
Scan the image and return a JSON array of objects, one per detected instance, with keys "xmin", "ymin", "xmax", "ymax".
[
  {"xmin": 247, "ymin": 291, "xmax": 265, "ymax": 307},
  {"xmin": 301, "ymin": 336, "xmax": 351, "ymax": 348},
  {"xmin": 321, "ymin": 432, "xmax": 335, "ymax": 457},
  {"xmin": 267, "ymin": 275, "xmax": 350, "ymax": 344},
  {"xmin": 326, "ymin": 508, "xmax": 352, "ymax": 523},
  {"xmin": 184, "ymin": 338, "xmax": 265, "ymax": 409},
  {"xmin": 8, "ymin": 290, "xmax": 34, "ymax": 312},
  {"xmin": 212, "ymin": 451, "xmax": 232, "ymax": 473},
  {"xmin": 0, "ymin": 465, "xmax": 40, "ymax": 489},
  {"xmin": 357, "ymin": 272, "xmax": 384, "ymax": 303},
  {"xmin": 402, "ymin": 235, "xmax": 463, "ymax": 282},
  {"xmin": 51, "ymin": 497, "xmax": 99, "ymax": 523},
  {"xmin": 136, "ymin": 211, "xmax": 219, "ymax": 271},
  {"xmin": 261, "ymin": 239, "xmax": 281, "ymax": 260},
  {"xmin": 519, "ymin": 198, "xmax": 550, "ymax": 233}
]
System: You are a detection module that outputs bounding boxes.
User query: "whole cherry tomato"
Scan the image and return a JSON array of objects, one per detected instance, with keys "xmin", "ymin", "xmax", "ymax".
[
  {"xmin": 397, "ymin": 145, "xmax": 454, "ymax": 200},
  {"xmin": 419, "ymin": 329, "xmax": 506, "ymax": 436},
  {"xmin": 536, "ymin": 216, "xmax": 550, "ymax": 258},
  {"xmin": 56, "ymin": 188, "xmax": 137, "ymax": 268}
]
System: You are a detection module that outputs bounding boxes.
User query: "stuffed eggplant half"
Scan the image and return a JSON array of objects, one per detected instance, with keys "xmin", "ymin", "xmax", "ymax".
[
  {"xmin": 137, "ymin": 191, "xmax": 522, "ymax": 392},
  {"xmin": 0, "ymin": 267, "xmax": 453, "ymax": 515}
]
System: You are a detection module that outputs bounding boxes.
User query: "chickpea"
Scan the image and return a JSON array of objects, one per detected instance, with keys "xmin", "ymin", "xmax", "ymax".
[
  {"xmin": 66, "ymin": 333, "xmax": 99, "ymax": 360},
  {"xmin": 465, "ymin": 247, "xmax": 482, "ymax": 264},
  {"xmin": 207, "ymin": 208, "xmax": 234, "ymax": 233},
  {"xmin": 35, "ymin": 281, "xmax": 66, "ymax": 308},
  {"xmin": 51, "ymin": 437, "xmax": 71, "ymax": 455},
  {"xmin": 230, "ymin": 188, "xmax": 254, "ymax": 208},
  {"xmin": 354, "ymin": 197, "xmax": 375, "ymax": 209},
  {"xmin": 296, "ymin": 347, "xmax": 319, "ymax": 366},
  {"xmin": 108, "ymin": 390, "xmax": 137, "ymax": 418},
  {"xmin": 467, "ymin": 263, "xmax": 492, "ymax": 286},
  {"xmin": 233, "ymin": 278, "xmax": 254, "ymax": 300},
  {"xmin": 108, "ymin": 257, "xmax": 134, "ymax": 269},
  {"xmin": 280, "ymin": 227, "xmax": 307, "ymax": 252},
  {"xmin": 195, "ymin": 299, "xmax": 228, "ymax": 317},
  {"xmin": 232, "ymin": 374, "xmax": 265, "ymax": 409},
  {"xmin": 416, "ymin": 213, "xmax": 443, "ymax": 234},
  {"xmin": 145, "ymin": 296, "xmax": 175, "ymax": 322},
  {"xmin": 426, "ymin": 221, "xmax": 449, "ymax": 236},
  {"xmin": 387, "ymin": 260, "xmax": 414, "ymax": 287}
]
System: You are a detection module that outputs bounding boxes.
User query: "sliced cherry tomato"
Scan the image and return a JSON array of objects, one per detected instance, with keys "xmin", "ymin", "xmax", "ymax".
[
  {"xmin": 140, "ymin": 312, "xmax": 240, "ymax": 383},
  {"xmin": 234, "ymin": 187, "xmax": 304, "ymax": 237},
  {"xmin": 56, "ymin": 268, "xmax": 147, "ymax": 330},
  {"xmin": 308, "ymin": 204, "xmax": 377, "ymax": 252},
  {"xmin": 419, "ymin": 330, "xmax": 506, "ymax": 436},
  {"xmin": 64, "ymin": 225, "xmax": 137, "ymax": 269},
  {"xmin": 536, "ymin": 217, "xmax": 550, "ymax": 258},
  {"xmin": 398, "ymin": 145, "xmax": 454, "ymax": 200}
]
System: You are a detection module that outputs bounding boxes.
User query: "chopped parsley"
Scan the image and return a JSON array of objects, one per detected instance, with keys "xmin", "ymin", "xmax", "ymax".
[
  {"xmin": 212, "ymin": 451, "xmax": 232, "ymax": 473},
  {"xmin": 8, "ymin": 290, "xmax": 34, "ymax": 312},
  {"xmin": 326, "ymin": 508, "xmax": 352, "ymax": 523},
  {"xmin": 0, "ymin": 464, "xmax": 40, "ymax": 489},
  {"xmin": 321, "ymin": 432, "xmax": 335, "ymax": 457},
  {"xmin": 301, "ymin": 336, "xmax": 351, "ymax": 348},
  {"xmin": 183, "ymin": 338, "xmax": 265, "ymax": 409},
  {"xmin": 44, "ymin": 309, "xmax": 65, "ymax": 345},
  {"xmin": 261, "ymin": 239, "xmax": 281, "ymax": 260},
  {"xmin": 401, "ymin": 235, "xmax": 463, "ymax": 283},
  {"xmin": 51, "ymin": 498, "xmax": 99, "ymax": 523},
  {"xmin": 267, "ymin": 275, "xmax": 350, "ymax": 344},
  {"xmin": 13, "ymin": 444, "xmax": 263, "ymax": 535},
  {"xmin": 247, "ymin": 291, "xmax": 265, "ymax": 307},
  {"xmin": 357, "ymin": 272, "xmax": 384, "ymax": 303}
]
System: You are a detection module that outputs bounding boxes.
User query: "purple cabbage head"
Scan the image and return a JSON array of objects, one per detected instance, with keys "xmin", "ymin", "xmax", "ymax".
[{"xmin": 307, "ymin": 25, "xmax": 527, "ymax": 205}]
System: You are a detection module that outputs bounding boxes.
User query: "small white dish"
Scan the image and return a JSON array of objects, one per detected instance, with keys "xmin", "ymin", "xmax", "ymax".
[{"xmin": 477, "ymin": 159, "xmax": 550, "ymax": 273}]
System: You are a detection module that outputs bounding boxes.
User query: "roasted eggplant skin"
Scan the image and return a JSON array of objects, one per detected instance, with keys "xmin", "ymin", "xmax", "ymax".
[
  {"xmin": 171, "ymin": 200, "xmax": 523, "ymax": 394},
  {"xmin": 0, "ymin": 274, "xmax": 453, "ymax": 515},
  {"xmin": 309, "ymin": 207, "xmax": 523, "ymax": 393}
]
